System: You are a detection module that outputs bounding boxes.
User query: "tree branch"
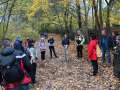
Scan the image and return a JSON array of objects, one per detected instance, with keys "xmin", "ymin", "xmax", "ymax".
[
  {"xmin": 0, "ymin": 2, "xmax": 9, "ymax": 25},
  {"xmin": 1, "ymin": 0, "xmax": 17, "ymax": 41},
  {"xmin": 105, "ymin": 0, "xmax": 109, "ymax": 5},
  {"xmin": 0, "ymin": 0, "xmax": 10, "ymax": 5}
]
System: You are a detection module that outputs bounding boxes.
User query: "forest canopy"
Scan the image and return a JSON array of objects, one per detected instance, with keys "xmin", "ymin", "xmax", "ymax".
[{"xmin": 0, "ymin": 0, "xmax": 120, "ymax": 43}]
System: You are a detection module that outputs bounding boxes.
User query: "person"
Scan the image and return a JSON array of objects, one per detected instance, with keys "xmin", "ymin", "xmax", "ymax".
[
  {"xmin": 88, "ymin": 33, "xmax": 98, "ymax": 76},
  {"xmin": 113, "ymin": 35, "xmax": 120, "ymax": 78},
  {"xmin": 62, "ymin": 34, "xmax": 70, "ymax": 62},
  {"xmin": 28, "ymin": 38, "xmax": 35, "ymax": 48},
  {"xmin": 75, "ymin": 31, "xmax": 85, "ymax": 60},
  {"xmin": 100, "ymin": 29, "xmax": 112, "ymax": 66},
  {"xmin": 28, "ymin": 42, "xmax": 38, "ymax": 84},
  {"xmin": 112, "ymin": 31, "xmax": 118, "ymax": 49},
  {"xmin": 23, "ymin": 38, "xmax": 29, "ymax": 50},
  {"xmin": 13, "ymin": 39, "xmax": 32, "ymax": 90},
  {"xmin": 39, "ymin": 37, "xmax": 46, "ymax": 61},
  {"xmin": 0, "ymin": 39, "xmax": 32, "ymax": 90},
  {"xmin": 48, "ymin": 36, "xmax": 58, "ymax": 58}
]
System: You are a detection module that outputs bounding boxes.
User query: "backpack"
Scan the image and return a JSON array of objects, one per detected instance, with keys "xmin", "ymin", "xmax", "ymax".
[{"xmin": 0, "ymin": 53, "xmax": 24, "ymax": 85}]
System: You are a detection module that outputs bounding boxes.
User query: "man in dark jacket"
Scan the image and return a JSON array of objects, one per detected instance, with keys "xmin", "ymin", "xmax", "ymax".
[
  {"xmin": 0, "ymin": 39, "xmax": 32, "ymax": 90},
  {"xmin": 100, "ymin": 30, "xmax": 112, "ymax": 65},
  {"xmin": 13, "ymin": 39, "xmax": 32, "ymax": 76},
  {"xmin": 62, "ymin": 34, "xmax": 70, "ymax": 62},
  {"xmin": 112, "ymin": 31, "xmax": 118, "ymax": 49},
  {"xmin": 14, "ymin": 41, "xmax": 32, "ymax": 90},
  {"xmin": 113, "ymin": 35, "xmax": 120, "ymax": 78}
]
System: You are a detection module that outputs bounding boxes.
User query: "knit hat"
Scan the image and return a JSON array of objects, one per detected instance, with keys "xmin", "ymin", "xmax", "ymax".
[{"xmin": 16, "ymin": 35, "xmax": 22, "ymax": 41}]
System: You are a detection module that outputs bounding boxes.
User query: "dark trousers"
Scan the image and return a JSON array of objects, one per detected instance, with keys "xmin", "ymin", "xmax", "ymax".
[
  {"xmin": 12, "ymin": 84, "xmax": 30, "ymax": 90},
  {"xmin": 77, "ymin": 45, "xmax": 83, "ymax": 58},
  {"xmin": 31, "ymin": 63, "xmax": 37, "ymax": 82},
  {"xmin": 101, "ymin": 49, "xmax": 111, "ymax": 64},
  {"xmin": 41, "ymin": 51, "xmax": 45, "ymax": 60},
  {"xmin": 49, "ymin": 46, "xmax": 57, "ymax": 58},
  {"xmin": 91, "ymin": 60, "xmax": 98, "ymax": 75}
]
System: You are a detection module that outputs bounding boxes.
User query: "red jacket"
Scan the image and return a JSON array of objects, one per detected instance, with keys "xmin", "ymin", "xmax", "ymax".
[
  {"xmin": 87, "ymin": 39, "xmax": 97, "ymax": 61},
  {"xmin": 4, "ymin": 61, "xmax": 31, "ymax": 90}
]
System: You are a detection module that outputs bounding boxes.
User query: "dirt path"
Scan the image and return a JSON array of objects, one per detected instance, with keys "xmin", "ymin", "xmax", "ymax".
[{"xmin": 32, "ymin": 35, "xmax": 120, "ymax": 90}]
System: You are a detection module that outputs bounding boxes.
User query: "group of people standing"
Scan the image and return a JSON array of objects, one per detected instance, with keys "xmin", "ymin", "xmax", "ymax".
[
  {"xmin": 88, "ymin": 29, "xmax": 120, "ymax": 76},
  {"xmin": 38, "ymin": 29, "xmax": 120, "ymax": 77},
  {"xmin": 0, "ymin": 29, "xmax": 119, "ymax": 90},
  {"xmin": 0, "ymin": 37, "xmax": 38, "ymax": 90},
  {"xmin": 38, "ymin": 32, "xmax": 85, "ymax": 62}
]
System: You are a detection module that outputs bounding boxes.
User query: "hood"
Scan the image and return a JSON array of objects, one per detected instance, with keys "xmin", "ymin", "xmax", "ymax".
[
  {"xmin": 1, "ymin": 47, "xmax": 15, "ymax": 56},
  {"xmin": 14, "ymin": 41, "xmax": 24, "ymax": 51},
  {"xmin": 93, "ymin": 39, "xmax": 98, "ymax": 45}
]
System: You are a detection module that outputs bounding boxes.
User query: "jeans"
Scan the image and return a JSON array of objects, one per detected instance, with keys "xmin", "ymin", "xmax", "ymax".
[
  {"xmin": 91, "ymin": 61, "xmax": 98, "ymax": 75},
  {"xmin": 49, "ymin": 46, "xmax": 57, "ymax": 58},
  {"xmin": 101, "ymin": 49, "xmax": 111, "ymax": 64},
  {"xmin": 64, "ymin": 47, "xmax": 68, "ymax": 62}
]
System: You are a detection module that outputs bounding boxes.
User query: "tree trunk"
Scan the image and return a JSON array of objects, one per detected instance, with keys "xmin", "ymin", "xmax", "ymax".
[
  {"xmin": 92, "ymin": 7, "xmax": 95, "ymax": 29},
  {"xmin": 99, "ymin": 0, "xmax": 103, "ymax": 30},
  {"xmin": 64, "ymin": 8, "xmax": 69, "ymax": 33},
  {"xmin": 2, "ymin": 0, "xmax": 16, "ymax": 42},
  {"xmin": 83, "ymin": 0, "xmax": 88, "ymax": 27},
  {"xmin": 105, "ymin": 0, "xmax": 115, "ymax": 34},
  {"xmin": 69, "ymin": 15, "xmax": 72, "ymax": 32},
  {"xmin": 92, "ymin": 0, "xmax": 100, "ymax": 36},
  {"xmin": 76, "ymin": 3, "xmax": 82, "ymax": 29},
  {"xmin": 106, "ymin": 5, "xmax": 111, "ymax": 33}
]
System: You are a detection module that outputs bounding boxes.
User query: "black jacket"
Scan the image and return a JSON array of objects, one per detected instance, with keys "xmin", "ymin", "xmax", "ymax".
[
  {"xmin": 113, "ymin": 46, "xmax": 120, "ymax": 78},
  {"xmin": 0, "ymin": 47, "xmax": 32, "ymax": 83}
]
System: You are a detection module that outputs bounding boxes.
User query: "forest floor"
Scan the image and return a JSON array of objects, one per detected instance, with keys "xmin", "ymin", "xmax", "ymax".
[{"xmin": 32, "ymin": 34, "xmax": 120, "ymax": 90}]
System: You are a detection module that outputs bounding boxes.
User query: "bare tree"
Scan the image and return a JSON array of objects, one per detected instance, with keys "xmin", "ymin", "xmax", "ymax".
[
  {"xmin": 83, "ymin": 0, "xmax": 90, "ymax": 28},
  {"xmin": 75, "ymin": 0, "xmax": 82, "ymax": 29},
  {"xmin": 105, "ymin": 0, "xmax": 116, "ymax": 33},
  {"xmin": 0, "ymin": 0, "xmax": 17, "ymax": 45},
  {"xmin": 92, "ymin": 0, "xmax": 100, "ymax": 35},
  {"xmin": 99, "ymin": 0, "xmax": 103, "ymax": 30}
]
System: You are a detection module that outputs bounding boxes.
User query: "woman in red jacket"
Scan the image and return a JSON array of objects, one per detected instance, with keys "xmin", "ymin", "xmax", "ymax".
[{"xmin": 88, "ymin": 33, "xmax": 98, "ymax": 76}]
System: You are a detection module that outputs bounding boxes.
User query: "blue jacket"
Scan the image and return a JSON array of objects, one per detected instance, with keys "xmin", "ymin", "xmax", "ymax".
[
  {"xmin": 100, "ymin": 36, "xmax": 112, "ymax": 50},
  {"xmin": 62, "ymin": 37, "xmax": 70, "ymax": 46}
]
